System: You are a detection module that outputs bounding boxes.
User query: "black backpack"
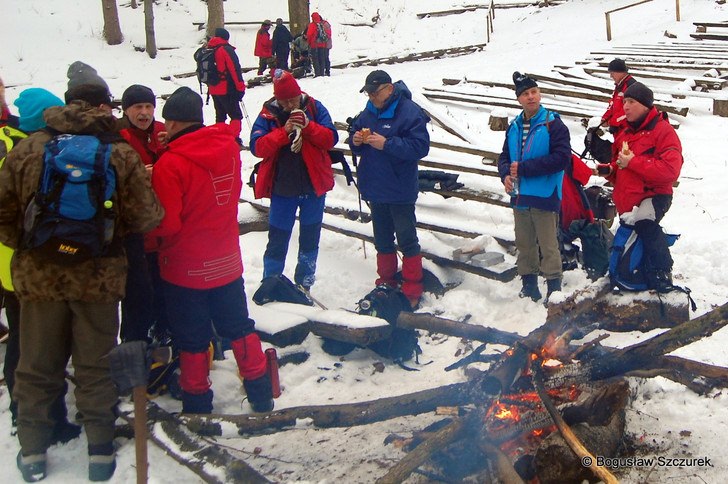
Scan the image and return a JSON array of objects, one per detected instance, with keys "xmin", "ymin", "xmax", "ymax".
[
  {"xmin": 252, "ymin": 274, "xmax": 313, "ymax": 306},
  {"xmin": 582, "ymin": 128, "xmax": 613, "ymax": 164},
  {"xmin": 193, "ymin": 46, "xmax": 221, "ymax": 92},
  {"xmin": 315, "ymin": 22, "xmax": 329, "ymax": 44}
]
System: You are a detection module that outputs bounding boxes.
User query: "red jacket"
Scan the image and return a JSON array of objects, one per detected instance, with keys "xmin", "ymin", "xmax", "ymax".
[
  {"xmin": 249, "ymin": 96, "xmax": 337, "ymax": 199},
  {"xmin": 602, "ymin": 74, "xmax": 635, "ymax": 133},
  {"xmin": 149, "ymin": 124, "xmax": 244, "ymax": 289},
  {"xmin": 254, "ymin": 28, "xmax": 273, "ymax": 58},
  {"xmin": 607, "ymin": 108, "xmax": 682, "ymax": 214},
  {"xmin": 120, "ymin": 120, "xmax": 166, "ymax": 166},
  {"xmin": 206, "ymin": 37, "xmax": 246, "ymax": 96},
  {"xmin": 306, "ymin": 13, "xmax": 331, "ymax": 49}
]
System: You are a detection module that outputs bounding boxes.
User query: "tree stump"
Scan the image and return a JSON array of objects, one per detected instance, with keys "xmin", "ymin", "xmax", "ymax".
[
  {"xmin": 489, "ymin": 114, "xmax": 509, "ymax": 131},
  {"xmin": 714, "ymin": 98, "xmax": 728, "ymax": 117}
]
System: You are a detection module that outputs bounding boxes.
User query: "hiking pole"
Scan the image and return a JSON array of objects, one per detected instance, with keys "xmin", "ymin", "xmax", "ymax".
[
  {"xmin": 109, "ymin": 341, "xmax": 149, "ymax": 484},
  {"xmin": 240, "ymin": 98, "xmax": 253, "ymax": 130},
  {"xmin": 350, "ymin": 151, "xmax": 368, "ymax": 259}
]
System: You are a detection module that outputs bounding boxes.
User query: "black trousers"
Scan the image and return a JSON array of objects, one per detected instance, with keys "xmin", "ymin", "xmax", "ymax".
[{"xmin": 212, "ymin": 91, "xmax": 243, "ymax": 123}]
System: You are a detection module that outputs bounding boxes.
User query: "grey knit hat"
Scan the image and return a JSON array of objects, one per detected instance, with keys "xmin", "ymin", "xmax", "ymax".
[
  {"xmin": 624, "ymin": 82, "xmax": 654, "ymax": 109},
  {"xmin": 66, "ymin": 61, "xmax": 110, "ymax": 91},
  {"xmin": 162, "ymin": 87, "xmax": 204, "ymax": 123}
]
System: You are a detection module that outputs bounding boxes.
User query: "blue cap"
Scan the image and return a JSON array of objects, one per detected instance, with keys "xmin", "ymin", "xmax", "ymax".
[{"xmin": 14, "ymin": 88, "xmax": 65, "ymax": 133}]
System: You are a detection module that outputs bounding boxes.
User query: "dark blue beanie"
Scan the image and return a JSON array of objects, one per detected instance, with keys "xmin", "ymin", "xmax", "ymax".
[{"xmin": 14, "ymin": 88, "xmax": 65, "ymax": 133}]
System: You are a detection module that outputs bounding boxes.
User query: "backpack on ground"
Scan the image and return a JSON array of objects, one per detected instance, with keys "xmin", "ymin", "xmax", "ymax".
[
  {"xmin": 22, "ymin": 134, "xmax": 116, "ymax": 265},
  {"xmin": 608, "ymin": 223, "xmax": 678, "ymax": 292},
  {"xmin": 582, "ymin": 127, "xmax": 612, "ymax": 164},
  {"xmin": 194, "ymin": 46, "xmax": 221, "ymax": 92},
  {"xmin": 315, "ymin": 22, "xmax": 329, "ymax": 44},
  {"xmin": 570, "ymin": 218, "xmax": 613, "ymax": 280},
  {"xmin": 252, "ymin": 274, "xmax": 313, "ymax": 306}
]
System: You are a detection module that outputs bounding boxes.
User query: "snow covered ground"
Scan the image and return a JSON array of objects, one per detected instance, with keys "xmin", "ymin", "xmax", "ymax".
[{"xmin": 2, "ymin": 0, "xmax": 728, "ymax": 482}]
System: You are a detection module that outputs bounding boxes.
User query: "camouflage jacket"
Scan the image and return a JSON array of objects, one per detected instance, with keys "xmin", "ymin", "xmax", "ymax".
[{"xmin": 0, "ymin": 101, "xmax": 164, "ymax": 302}]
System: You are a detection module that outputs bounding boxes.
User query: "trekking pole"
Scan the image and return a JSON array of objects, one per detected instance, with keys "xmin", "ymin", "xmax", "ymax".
[
  {"xmin": 351, "ymin": 152, "xmax": 368, "ymax": 259},
  {"xmin": 240, "ymin": 99, "xmax": 253, "ymax": 130}
]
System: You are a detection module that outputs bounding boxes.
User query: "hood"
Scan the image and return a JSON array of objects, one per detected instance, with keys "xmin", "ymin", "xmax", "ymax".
[
  {"xmin": 165, "ymin": 124, "xmax": 239, "ymax": 174},
  {"xmin": 207, "ymin": 37, "xmax": 231, "ymax": 49},
  {"xmin": 311, "ymin": 12, "xmax": 322, "ymax": 22},
  {"xmin": 43, "ymin": 101, "xmax": 121, "ymax": 135},
  {"xmin": 365, "ymin": 80, "xmax": 412, "ymax": 117}
]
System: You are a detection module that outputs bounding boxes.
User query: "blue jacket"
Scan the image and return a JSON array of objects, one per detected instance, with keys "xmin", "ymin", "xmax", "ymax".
[
  {"xmin": 497, "ymin": 106, "xmax": 570, "ymax": 212},
  {"xmin": 349, "ymin": 81, "xmax": 430, "ymax": 204}
]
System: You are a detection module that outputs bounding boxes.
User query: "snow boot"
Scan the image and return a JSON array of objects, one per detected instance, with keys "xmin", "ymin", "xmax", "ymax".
[
  {"xmin": 179, "ymin": 351, "xmax": 213, "ymax": 414},
  {"xmin": 17, "ymin": 451, "xmax": 46, "ymax": 482},
  {"xmin": 376, "ymin": 252, "xmax": 398, "ymax": 288},
  {"xmin": 231, "ymin": 334, "xmax": 273, "ymax": 412},
  {"xmin": 88, "ymin": 443, "xmax": 116, "ymax": 482},
  {"xmin": 243, "ymin": 373, "xmax": 275, "ymax": 413},
  {"xmin": 401, "ymin": 254, "xmax": 424, "ymax": 309},
  {"xmin": 544, "ymin": 278, "xmax": 562, "ymax": 305},
  {"xmin": 518, "ymin": 274, "xmax": 542, "ymax": 302}
]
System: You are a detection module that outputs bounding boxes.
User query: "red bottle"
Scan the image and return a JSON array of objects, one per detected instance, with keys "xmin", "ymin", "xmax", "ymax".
[{"xmin": 265, "ymin": 348, "xmax": 281, "ymax": 398}]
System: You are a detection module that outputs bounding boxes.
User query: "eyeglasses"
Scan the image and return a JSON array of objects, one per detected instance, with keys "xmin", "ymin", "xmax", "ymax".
[{"xmin": 365, "ymin": 85, "xmax": 387, "ymax": 98}]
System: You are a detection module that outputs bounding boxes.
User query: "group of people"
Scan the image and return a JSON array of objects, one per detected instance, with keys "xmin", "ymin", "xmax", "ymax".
[
  {"xmin": 253, "ymin": 12, "xmax": 332, "ymax": 77},
  {"xmin": 0, "ymin": 50, "xmax": 683, "ymax": 482},
  {"xmin": 497, "ymin": 58, "xmax": 683, "ymax": 301}
]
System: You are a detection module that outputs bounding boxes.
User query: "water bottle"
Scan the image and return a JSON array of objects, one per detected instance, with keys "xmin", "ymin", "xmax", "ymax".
[
  {"xmin": 511, "ymin": 176, "xmax": 519, "ymax": 197},
  {"xmin": 103, "ymin": 200, "xmax": 115, "ymax": 244},
  {"xmin": 265, "ymin": 348, "xmax": 281, "ymax": 398}
]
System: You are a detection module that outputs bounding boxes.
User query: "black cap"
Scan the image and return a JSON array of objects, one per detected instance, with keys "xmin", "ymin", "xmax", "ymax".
[
  {"xmin": 360, "ymin": 70, "xmax": 392, "ymax": 94},
  {"xmin": 607, "ymin": 58, "xmax": 628, "ymax": 73},
  {"xmin": 162, "ymin": 87, "xmax": 204, "ymax": 123},
  {"xmin": 513, "ymin": 71, "xmax": 538, "ymax": 97},
  {"xmin": 214, "ymin": 28, "xmax": 230, "ymax": 40},
  {"xmin": 624, "ymin": 82, "xmax": 654, "ymax": 109},
  {"xmin": 122, "ymin": 84, "xmax": 156, "ymax": 110}
]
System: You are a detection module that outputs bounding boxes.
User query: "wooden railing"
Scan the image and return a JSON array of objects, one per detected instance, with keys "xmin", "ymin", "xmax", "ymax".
[
  {"xmin": 486, "ymin": 0, "xmax": 495, "ymax": 43},
  {"xmin": 605, "ymin": 0, "xmax": 682, "ymax": 41}
]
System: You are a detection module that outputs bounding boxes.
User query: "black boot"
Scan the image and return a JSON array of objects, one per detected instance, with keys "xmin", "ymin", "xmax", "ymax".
[
  {"xmin": 544, "ymin": 278, "xmax": 562, "ymax": 304},
  {"xmin": 243, "ymin": 373, "xmax": 274, "ymax": 413},
  {"xmin": 647, "ymin": 270, "xmax": 673, "ymax": 294},
  {"xmin": 518, "ymin": 274, "xmax": 542, "ymax": 302}
]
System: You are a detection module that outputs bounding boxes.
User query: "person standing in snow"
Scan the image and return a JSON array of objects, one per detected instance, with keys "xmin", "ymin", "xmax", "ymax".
[
  {"xmin": 272, "ymin": 18, "xmax": 293, "ymax": 71},
  {"xmin": 601, "ymin": 58, "xmax": 636, "ymax": 135},
  {"xmin": 306, "ymin": 12, "xmax": 331, "ymax": 77},
  {"xmin": 596, "ymin": 82, "xmax": 683, "ymax": 293},
  {"xmin": 497, "ymin": 72, "xmax": 570, "ymax": 303},
  {"xmin": 0, "ymin": 62, "xmax": 163, "ymax": 482},
  {"xmin": 349, "ymin": 70, "xmax": 430, "ymax": 308},
  {"xmin": 149, "ymin": 87, "xmax": 274, "ymax": 415},
  {"xmin": 206, "ymin": 28, "xmax": 246, "ymax": 144},
  {"xmin": 250, "ymin": 70, "xmax": 337, "ymax": 291},
  {"xmin": 255, "ymin": 20, "xmax": 274, "ymax": 75}
]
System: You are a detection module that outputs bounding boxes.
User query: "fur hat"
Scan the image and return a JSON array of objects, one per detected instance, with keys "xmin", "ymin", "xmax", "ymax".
[
  {"xmin": 624, "ymin": 82, "xmax": 654, "ymax": 109},
  {"xmin": 272, "ymin": 69, "xmax": 302, "ymax": 100},
  {"xmin": 14, "ymin": 88, "xmax": 64, "ymax": 133},
  {"xmin": 214, "ymin": 28, "xmax": 230, "ymax": 40},
  {"xmin": 122, "ymin": 84, "xmax": 156, "ymax": 110},
  {"xmin": 65, "ymin": 61, "xmax": 111, "ymax": 106},
  {"xmin": 607, "ymin": 58, "xmax": 628, "ymax": 73},
  {"xmin": 162, "ymin": 87, "xmax": 204, "ymax": 123},
  {"xmin": 513, "ymin": 71, "xmax": 538, "ymax": 97}
]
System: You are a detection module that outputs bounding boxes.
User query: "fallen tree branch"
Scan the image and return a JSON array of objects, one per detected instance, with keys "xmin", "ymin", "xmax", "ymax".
[{"xmin": 396, "ymin": 312, "xmax": 521, "ymax": 346}]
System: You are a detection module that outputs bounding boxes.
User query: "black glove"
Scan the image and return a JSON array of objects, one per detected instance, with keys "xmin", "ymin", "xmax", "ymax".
[{"xmin": 236, "ymin": 90, "xmax": 245, "ymax": 102}]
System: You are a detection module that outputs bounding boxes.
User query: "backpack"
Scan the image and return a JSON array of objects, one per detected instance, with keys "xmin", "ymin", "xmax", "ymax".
[
  {"xmin": 570, "ymin": 218, "xmax": 613, "ymax": 280},
  {"xmin": 21, "ymin": 134, "xmax": 116, "ymax": 264},
  {"xmin": 252, "ymin": 274, "xmax": 313, "ymax": 306},
  {"xmin": 315, "ymin": 22, "xmax": 329, "ymax": 44},
  {"xmin": 582, "ymin": 128, "xmax": 613, "ymax": 164},
  {"xmin": 0, "ymin": 125, "xmax": 27, "ymax": 166},
  {"xmin": 609, "ymin": 223, "xmax": 678, "ymax": 291},
  {"xmin": 194, "ymin": 46, "xmax": 221, "ymax": 92}
]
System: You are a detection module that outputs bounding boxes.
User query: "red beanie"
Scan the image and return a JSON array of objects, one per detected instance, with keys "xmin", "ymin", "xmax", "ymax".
[{"xmin": 272, "ymin": 70, "xmax": 302, "ymax": 100}]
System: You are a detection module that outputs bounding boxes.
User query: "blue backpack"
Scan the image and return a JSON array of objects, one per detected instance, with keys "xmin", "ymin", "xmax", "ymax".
[
  {"xmin": 22, "ymin": 134, "xmax": 117, "ymax": 264},
  {"xmin": 608, "ymin": 223, "xmax": 678, "ymax": 292}
]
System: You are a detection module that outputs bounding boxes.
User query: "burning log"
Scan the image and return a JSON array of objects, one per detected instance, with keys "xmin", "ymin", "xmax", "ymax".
[{"xmin": 396, "ymin": 312, "xmax": 521, "ymax": 346}]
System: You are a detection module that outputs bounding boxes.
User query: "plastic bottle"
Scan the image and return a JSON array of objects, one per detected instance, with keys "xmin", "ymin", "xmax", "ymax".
[
  {"xmin": 103, "ymin": 200, "xmax": 115, "ymax": 244},
  {"xmin": 266, "ymin": 348, "xmax": 281, "ymax": 398}
]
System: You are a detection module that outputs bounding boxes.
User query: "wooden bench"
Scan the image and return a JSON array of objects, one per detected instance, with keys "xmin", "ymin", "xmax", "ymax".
[
  {"xmin": 193, "ymin": 21, "xmax": 288, "ymax": 31},
  {"xmin": 691, "ymin": 33, "xmax": 728, "ymax": 42},
  {"xmin": 693, "ymin": 22, "xmax": 728, "ymax": 33}
]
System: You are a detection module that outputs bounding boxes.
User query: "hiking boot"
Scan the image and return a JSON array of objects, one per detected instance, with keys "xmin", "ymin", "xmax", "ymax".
[
  {"xmin": 88, "ymin": 454, "xmax": 116, "ymax": 482},
  {"xmin": 51, "ymin": 420, "xmax": 82, "ymax": 445},
  {"xmin": 647, "ymin": 270, "xmax": 674, "ymax": 294},
  {"xmin": 243, "ymin": 373, "xmax": 274, "ymax": 413},
  {"xmin": 518, "ymin": 274, "xmax": 542, "ymax": 302},
  {"xmin": 17, "ymin": 451, "xmax": 47, "ymax": 482},
  {"xmin": 544, "ymin": 278, "xmax": 562, "ymax": 305}
]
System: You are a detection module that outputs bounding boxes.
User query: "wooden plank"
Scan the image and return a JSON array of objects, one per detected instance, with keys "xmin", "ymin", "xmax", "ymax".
[
  {"xmin": 691, "ymin": 33, "xmax": 728, "ymax": 41},
  {"xmin": 416, "ymin": 7, "xmax": 482, "ymax": 19},
  {"xmin": 590, "ymin": 49, "xmax": 728, "ymax": 61},
  {"xmin": 581, "ymin": 66, "xmax": 727, "ymax": 89},
  {"xmin": 693, "ymin": 22, "xmax": 728, "ymax": 28},
  {"xmin": 330, "ymin": 44, "xmax": 487, "ymax": 70}
]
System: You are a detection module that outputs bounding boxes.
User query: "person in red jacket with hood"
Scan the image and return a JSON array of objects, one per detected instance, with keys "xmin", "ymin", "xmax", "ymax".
[
  {"xmin": 250, "ymin": 70, "xmax": 337, "ymax": 291},
  {"xmin": 206, "ymin": 28, "xmax": 246, "ymax": 143},
  {"xmin": 601, "ymin": 58, "xmax": 636, "ymax": 135},
  {"xmin": 597, "ymin": 82, "xmax": 683, "ymax": 293},
  {"xmin": 306, "ymin": 12, "xmax": 331, "ymax": 77},
  {"xmin": 150, "ymin": 87, "xmax": 273, "ymax": 414},
  {"xmin": 254, "ymin": 20, "xmax": 273, "ymax": 75}
]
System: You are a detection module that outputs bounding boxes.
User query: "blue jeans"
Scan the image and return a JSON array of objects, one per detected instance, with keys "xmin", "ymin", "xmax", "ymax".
[
  {"xmin": 263, "ymin": 193, "xmax": 325, "ymax": 288},
  {"xmin": 370, "ymin": 202, "xmax": 420, "ymax": 257}
]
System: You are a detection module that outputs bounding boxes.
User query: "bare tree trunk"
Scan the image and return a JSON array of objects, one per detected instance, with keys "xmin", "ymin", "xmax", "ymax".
[
  {"xmin": 101, "ymin": 0, "xmax": 124, "ymax": 45},
  {"xmin": 144, "ymin": 0, "xmax": 157, "ymax": 59},
  {"xmin": 288, "ymin": 0, "xmax": 310, "ymax": 36},
  {"xmin": 206, "ymin": 0, "xmax": 225, "ymax": 39}
]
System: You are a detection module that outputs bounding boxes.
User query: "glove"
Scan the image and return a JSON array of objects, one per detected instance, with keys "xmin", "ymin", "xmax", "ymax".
[
  {"xmin": 236, "ymin": 90, "xmax": 245, "ymax": 102},
  {"xmin": 290, "ymin": 127, "xmax": 303, "ymax": 153},
  {"xmin": 288, "ymin": 108, "xmax": 309, "ymax": 129}
]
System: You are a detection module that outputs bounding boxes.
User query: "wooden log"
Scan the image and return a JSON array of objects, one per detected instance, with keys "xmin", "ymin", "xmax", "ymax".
[
  {"xmin": 181, "ymin": 381, "xmax": 474, "ymax": 436},
  {"xmin": 714, "ymin": 98, "xmax": 728, "ymax": 117},
  {"xmin": 416, "ymin": 7, "xmax": 483, "ymax": 19},
  {"xmin": 396, "ymin": 312, "xmax": 522, "ymax": 346},
  {"xmin": 308, "ymin": 319, "xmax": 392, "ymax": 346},
  {"xmin": 479, "ymin": 441, "xmax": 526, "ymax": 484},
  {"xmin": 145, "ymin": 403, "xmax": 272, "ymax": 483},
  {"xmin": 420, "ymin": 107, "xmax": 470, "ymax": 142},
  {"xmin": 331, "ymin": 44, "xmax": 487, "ymax": 70},
  {"xmin": 691, "ymin": 33, "xmax": 728, "ymax": 41},
  {"xmin": 489, "ymin": 113, "xmax": 509, "ymax": 131},
  {"xmin": 532, "ymin": 366, "xmax": 619, "ymax": 484},
  {"xmin": 581, "ymin": 66, "xmax": 727, "ymax": 89}
]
